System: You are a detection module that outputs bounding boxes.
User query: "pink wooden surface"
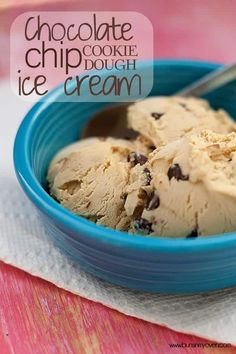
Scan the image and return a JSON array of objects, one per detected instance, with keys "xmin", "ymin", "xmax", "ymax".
[
  {"xmin": 1, "ymin": 261, "xmax": 236, "ymax": 354},
  {"xmin": 1, "ymin": 0, "xmax": 236, "ymax": 353}
]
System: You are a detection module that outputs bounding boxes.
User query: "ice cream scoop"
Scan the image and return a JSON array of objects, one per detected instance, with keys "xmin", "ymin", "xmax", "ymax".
[
  {"xmin": 127, "ymin": 96, "xmax": 236, "ymax": 147},
  {"xmin": 125, "ymin": 130, "xmax": 236, "ymax": 237},
  {"xmin": 82, "ymin": 63, "xmax": 236, "ymax": 139},
  {"xmin": 47, "ymin": 137, "xmax": 147, "ymax": 231}
]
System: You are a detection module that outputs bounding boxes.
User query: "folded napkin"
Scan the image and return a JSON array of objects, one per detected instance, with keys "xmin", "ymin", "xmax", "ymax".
[{"xmin": 1, "ymin": 82, "xmax": 236, "ymax": 345}]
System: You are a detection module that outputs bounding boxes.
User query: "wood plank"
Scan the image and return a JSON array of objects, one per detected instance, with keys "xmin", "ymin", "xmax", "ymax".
[{"xmin": 0, "ymin": 262, "xmax": 235, "ymax": 354}]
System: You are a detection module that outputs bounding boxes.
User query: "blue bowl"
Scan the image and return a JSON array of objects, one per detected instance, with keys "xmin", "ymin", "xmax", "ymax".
[{"xmin": 14, "ymin": 60, "xmax": 236, "ymax": 294}]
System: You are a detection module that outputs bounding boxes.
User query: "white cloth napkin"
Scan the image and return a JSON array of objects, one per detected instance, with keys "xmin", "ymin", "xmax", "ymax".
[{"xmin": 1, "ymin": 82, "xmax": 236, "ymax": 345}]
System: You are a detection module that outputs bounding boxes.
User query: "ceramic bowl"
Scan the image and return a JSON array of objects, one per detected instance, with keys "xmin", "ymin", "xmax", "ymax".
[{"xmin": 14, "ymin": 60, "xmax": 236, "ymax": 293}]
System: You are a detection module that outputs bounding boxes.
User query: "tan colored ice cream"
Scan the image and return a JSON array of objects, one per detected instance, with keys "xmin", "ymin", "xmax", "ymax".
[
  {"xmin": 128, "ymin": 96, "xmax": 236, "ymax": 147},
  {"xmin": 125, "ymin": 130, "xmax": 236, "ymax": 237},
  {"xmin": 47, "ymin": 96, "xmax": 236, "ymax": 238},
  {"xmin": 47, "ymin": 137, "xmax": 148, "ymax": 231}
]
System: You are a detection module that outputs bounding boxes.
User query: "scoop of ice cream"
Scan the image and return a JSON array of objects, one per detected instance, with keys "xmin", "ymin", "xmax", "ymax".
[
  {"xmin": 47, "ymin": 137, "xmax": 148, "ymax": 230},
  {"xmin": 125, "ymin": 130, "xmax": 236, "ymax": 237},
  {"xmin": 128, "ymin": 96, "xmax": 236, "ymax": 147}
]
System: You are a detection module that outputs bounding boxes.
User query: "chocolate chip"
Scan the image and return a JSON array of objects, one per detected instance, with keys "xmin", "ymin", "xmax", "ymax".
[
  {"xmin": 167, "ymin": 164, "xmax": 189, "ymax": 181},
  {"xmin": 146, "ymin": 192, "xmax": 160, "ymax": 210},
  {"xmin": 186, "ymin": 229, "xmax": 198, "ymax": 238},
  {"xmin": 179, "ymin": 103, "xmax": 190, "ymax": 111},
  {"xmin": 143, "ymin": 167, "xmax": 152, "ymax": 185},
  {"xmin": 133, "ymin": 218, "xmax": 153, "ymax": 235},
  {"xmin": 128, "ymin": 152, "xmax": 148, "ymax": 166},
  {"xmin": 121, "ymin": 193, "xmax": 128, "ymax": 200},
  {"xmin": 151, "ymin": 112, "xmax": 164, "ymax": 120}
]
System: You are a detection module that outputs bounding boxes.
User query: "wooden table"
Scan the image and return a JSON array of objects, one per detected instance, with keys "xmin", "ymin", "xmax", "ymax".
[
  {"xmin": 1, "ymin": 0, "xmax": 236, "ymax": 352},
  {"xmin": 1, "ymin": 262, "xmax": 236, "ymax": 354}
]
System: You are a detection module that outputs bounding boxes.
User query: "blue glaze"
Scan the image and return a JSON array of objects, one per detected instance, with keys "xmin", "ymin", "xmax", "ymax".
[{"xmin": 14, "ymin": 60, "xmax": 236, "ymax": 293}]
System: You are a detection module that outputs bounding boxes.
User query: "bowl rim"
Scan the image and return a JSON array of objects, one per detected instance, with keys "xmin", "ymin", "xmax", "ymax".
[{"xmin": 14, "ymin": 58, "xmax": 236, "ymax": 253}]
